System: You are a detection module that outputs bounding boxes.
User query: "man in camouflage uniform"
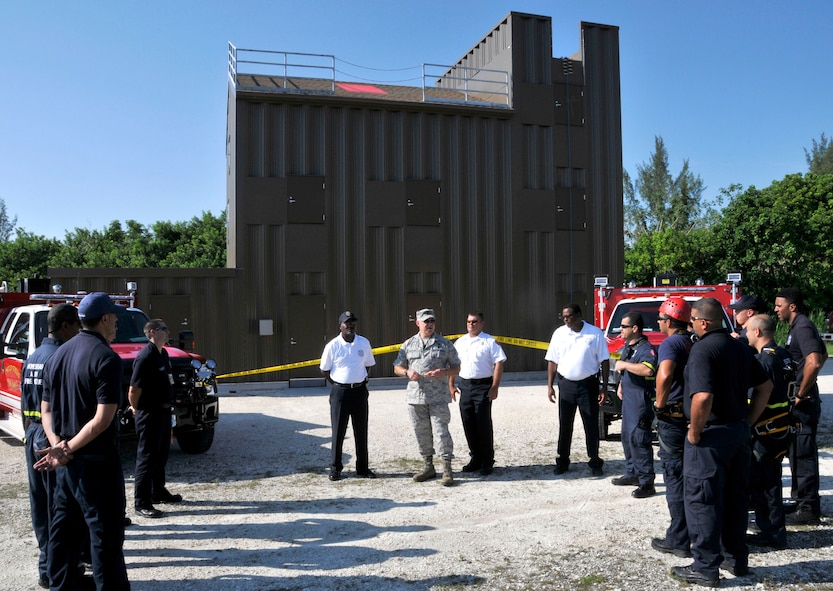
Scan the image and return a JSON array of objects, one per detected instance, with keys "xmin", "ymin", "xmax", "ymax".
[{"xmin": 394, "ymin": 308, "xmax": 461, "ymax": 486}]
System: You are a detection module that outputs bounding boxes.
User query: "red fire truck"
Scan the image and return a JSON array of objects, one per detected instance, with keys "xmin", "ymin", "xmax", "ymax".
[
  {"xmin": 0, "ymin": 286, "xmax": 219, "ymax": 453},
  {"xmin": 592, "ymin": 273, "xmax": 741, "ymax": 439}
]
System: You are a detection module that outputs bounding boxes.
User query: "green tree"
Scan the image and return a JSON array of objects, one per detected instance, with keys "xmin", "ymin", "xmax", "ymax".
[
  {"xmin": 624, "ymin": 136, "xmax": 708, "ymax": 244},
  {"xmin": 0, "ymin": 230, "xmax": 61, "ymax": 284},
  {"xmin": 804, "ymin": 132, "xmax": 833, "ymax": 175},
  {"xmin": 49, "ymin": 212, "xmax": 226, "ymax": 269},
  {"xmin": 0, "ymin": 198, "xmax": 18, "ymax": 242},
  {"xmin": 713, "ymin": 173, "xmax": 833, "ymax": 310}
]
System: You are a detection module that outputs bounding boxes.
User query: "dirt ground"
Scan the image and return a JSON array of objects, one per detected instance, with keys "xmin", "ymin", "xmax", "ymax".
[{"xmin": 2, "ymin": 368, "xmax": 833, "ymax": 591}]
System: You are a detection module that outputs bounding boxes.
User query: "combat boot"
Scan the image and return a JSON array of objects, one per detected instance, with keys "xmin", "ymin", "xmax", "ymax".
[
  {"xmin": 413, "ymin": 457, "xmax": 436, "ymax": 482},
  {"xmin": 441, "ymin": 459, "xmax": 454, "ymax": 487}
]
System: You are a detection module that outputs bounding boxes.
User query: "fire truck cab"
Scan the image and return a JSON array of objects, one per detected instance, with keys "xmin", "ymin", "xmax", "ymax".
[{"xmin": 592, "ymin": 273, "xmax": 741, "ymax": 440}]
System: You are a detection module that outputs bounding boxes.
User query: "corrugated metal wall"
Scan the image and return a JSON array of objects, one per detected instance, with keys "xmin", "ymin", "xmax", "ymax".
[{"xmin": 49, "ymin": 12, "xmax": 622, "ymax": 382}]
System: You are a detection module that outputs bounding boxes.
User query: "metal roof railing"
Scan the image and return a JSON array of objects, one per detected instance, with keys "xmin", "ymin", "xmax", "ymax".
[
  {"xmin": 424, "ymin": 63, "xmax": 510, "ymax": 108},
  {"xmin": 228, "ymin": 43, "xmax": 336, "ymax": 95},
  {"xmin": 228, "ymin": 43, "xmax": 511, "ymax": 108}
]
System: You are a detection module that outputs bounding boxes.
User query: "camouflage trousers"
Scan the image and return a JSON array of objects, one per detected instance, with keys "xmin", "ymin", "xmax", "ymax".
[{"xmin": 408, "ymin": 402, "xmax": 454, "ymax": 460}]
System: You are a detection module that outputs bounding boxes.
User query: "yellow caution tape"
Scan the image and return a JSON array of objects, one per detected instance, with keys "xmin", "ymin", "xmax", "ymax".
[{"xmin": 216, "ymin": 333, "xmax": 550, "ymax": 380}]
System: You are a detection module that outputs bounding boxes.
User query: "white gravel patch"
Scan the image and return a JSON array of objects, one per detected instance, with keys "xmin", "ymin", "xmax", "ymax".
[{"xmin": 2, "ymin": 368, "xmax": 833, "ymax": 591}]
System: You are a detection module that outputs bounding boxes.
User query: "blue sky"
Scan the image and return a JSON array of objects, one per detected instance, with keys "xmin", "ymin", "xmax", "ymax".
[{"xmin": 2, "ymin": 1, "xmax": 831, "ymax": 239}]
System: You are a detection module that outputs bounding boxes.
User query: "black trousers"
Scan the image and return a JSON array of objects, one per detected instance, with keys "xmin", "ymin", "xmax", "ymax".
[
  {"xmin": 556, "ymin": 374, "xmax": 602, "ymax": 468},
  {"xmin": 459, "ymin": 378, "xmax": 494, "ymax": 467},
  {"xmin": 25, "ymin": 422, "xmax": 54, "ymax": 581},
  {"xmin": 330, "ymin": 383, "xmax": 370, "ymax": 472},
  {"xmin": 788, "ymin": 394, "xmax": 821, "ymax": 514},
  {"xmin": 49, "ymin": 452, "xmax": 129, "ymax": 591},
  {"xmin": 134, "ymin": 408, "xmax": 173, "ymax": 507}
]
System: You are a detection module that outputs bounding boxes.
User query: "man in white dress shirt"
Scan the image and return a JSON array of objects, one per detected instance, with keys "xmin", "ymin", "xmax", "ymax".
[
  {"xmin": 320, "ymin": 310, "xmax": 376, "ymax": 481},
  {"xmin": 449, "ymin": 311, "xmax": 507, "ymax": 476},
  {"xmin": 545, "ymin": 303, "xmax": 610, "ymax": 476}
]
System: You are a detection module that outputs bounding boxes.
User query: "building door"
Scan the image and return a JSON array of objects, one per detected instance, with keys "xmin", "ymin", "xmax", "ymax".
[{"xmin": 287, "ymin": 295, "xmax": 326, "ymax": 378}]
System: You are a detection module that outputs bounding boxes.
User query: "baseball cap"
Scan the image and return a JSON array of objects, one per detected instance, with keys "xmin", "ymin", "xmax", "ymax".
[
  {"xmin": 338, "ymin": 310, "xmax": 358, "ymax": 324},
  {"xmin": 416, "ymin": 308, "xmax": 435, "ymax": 321},
  {"xmin": 77, "ymin": 292, "xmax": 126, "ymax": 320},
  {"xmin": 728, "ymin": 295, "xmax": 766, "ymax": 312}
]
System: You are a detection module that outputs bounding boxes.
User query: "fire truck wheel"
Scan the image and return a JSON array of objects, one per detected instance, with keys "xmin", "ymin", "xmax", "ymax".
[{"xmin": 175, "ymin": 427, "xmax": 216, "ymax": 454}]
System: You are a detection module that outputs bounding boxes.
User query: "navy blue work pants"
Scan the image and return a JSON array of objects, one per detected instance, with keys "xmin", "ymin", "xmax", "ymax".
[
  {"xmin": 750, "ymin": 436, "xmax": 788, "ymax": 543},
  {"xmin": 25, "ymin": 422, "xmax": 54, "ymax": 582},
  {"xmin": 48, "ymin": 452, "xmax": 129, "ymax": 591},
  {"xmin": 134, "ymin": 408, "xmax": 172, "ymax": 507},
  {"xmin": 683, "ymin": 421, "xmax": 751, "ymax": 578},
  {"xmin": 788, "ymin": 395, "xmax": 821, "ymax": 514},
  {"xmin": 657, "ymin": 420, "xmax": 689, "ymax": 551},
  {"xmin": 329, "ymin": 384, "xmax": 370, "ymax": 473},
  {"xmin": 556, "ymin": 375, "xmax": 602, "ymax": 469},
  {"xmin": 459, "ymin": 378, "xmax": 494, "ymax": 467},
  {"xmin": 620, "ymin": 389, "xmax": 655, "ymax": 484}
]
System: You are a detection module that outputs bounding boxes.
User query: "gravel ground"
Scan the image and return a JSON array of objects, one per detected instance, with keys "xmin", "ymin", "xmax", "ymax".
[{"xmin": 2, "ymin": 367, "xmax": 833, "ymax": 591}]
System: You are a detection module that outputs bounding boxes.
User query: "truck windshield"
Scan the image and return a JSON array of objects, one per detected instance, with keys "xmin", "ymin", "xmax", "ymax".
[
  {"xmin": 607, "ymin": 300, "xmax": 731, "ymax": 338},
  {"xmin": 607, "ymin": 303, "xmax": 663, "ymax": 338},
  {"xmin": 114, "ymin": 310, "xmax": 151, "ymax": 344}
]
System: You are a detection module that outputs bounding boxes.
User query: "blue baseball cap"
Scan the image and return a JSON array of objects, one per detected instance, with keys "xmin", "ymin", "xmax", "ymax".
[{"xmin": 77, "ymin": 292, "xmax": 126, "ymax": 320}]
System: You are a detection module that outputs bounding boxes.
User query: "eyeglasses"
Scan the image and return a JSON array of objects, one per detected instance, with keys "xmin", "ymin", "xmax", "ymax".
[
  {"xmin": 690, "ymin": 316, "xmax": 712, "ymax": 323},
  {"xmin": 423, "ymin": 319, "xmax": 436, "ymax": 323},
  {"xmin": 466, "ymin": 320, "xmax": 480, "ymax": 324},
  {"xmin": 620, "ymin": 324, "xmax": 633, "ymax": 329},
  {"xmin": 657, "ymin": 316, "xmax": 670, "ymax": 322}
]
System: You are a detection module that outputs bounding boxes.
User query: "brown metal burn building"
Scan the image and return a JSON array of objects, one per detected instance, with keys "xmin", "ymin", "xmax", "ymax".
[{"xmin": 51, "ymin": 12, "xmax": 623, "ymax": 380}]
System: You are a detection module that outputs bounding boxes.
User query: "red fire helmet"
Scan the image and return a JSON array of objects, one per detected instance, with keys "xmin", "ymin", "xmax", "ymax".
[{"xmin": 659, "ymin": 297, "xmax": 691, "ymax": 323}]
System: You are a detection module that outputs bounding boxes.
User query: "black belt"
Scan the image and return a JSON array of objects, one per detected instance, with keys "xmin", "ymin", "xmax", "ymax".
[
  {"xmin": 461, "ymin": 377, "xmax": 493, "ymax": 385},
  {"xmin": 333, "ymin": 380, "xmax": 368, "ymax": 389},
  {"xmin": 557, "ymin": 373, "xmax": 596, "ymax": 383}
]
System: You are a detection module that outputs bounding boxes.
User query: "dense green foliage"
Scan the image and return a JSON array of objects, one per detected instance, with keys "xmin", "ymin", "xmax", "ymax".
[
  {"xmin": 0, "ymin": 210, "xmax": 226, "ymax": 284},
  {"xmin": 624, "ymin": 135, "xmax": 833, "ymax": 315}
]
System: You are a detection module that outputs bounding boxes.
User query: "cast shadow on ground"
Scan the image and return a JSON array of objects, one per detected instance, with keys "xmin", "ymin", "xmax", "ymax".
[
  {"xmin": 125, "ymin": 515, "xmax": 437, "ymax": 571},
  {"xmin": 121, "ymin": 412, "xmax": 333, "ymax": 483},
  {"xmin": 128, "ymin": 572, "xmax": 485, "ymax": 591}
]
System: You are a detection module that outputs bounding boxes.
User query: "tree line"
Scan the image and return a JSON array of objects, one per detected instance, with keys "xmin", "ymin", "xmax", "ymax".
[
  {"xmin": 0, "ymin": 211, "xmax": 226, "ymax": 284},
  {"xmin": 624, "ymin": 133, "xmax": 833, "ymax": 315}
]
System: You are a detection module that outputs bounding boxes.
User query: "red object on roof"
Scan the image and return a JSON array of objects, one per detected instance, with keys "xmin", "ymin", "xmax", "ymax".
[{"xmin": 336, "ymin": 83, "xmax": 387, "ymax": 95}]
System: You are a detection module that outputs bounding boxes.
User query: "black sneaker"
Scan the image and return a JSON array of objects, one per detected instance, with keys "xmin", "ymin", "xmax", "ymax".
[
  {"xmin": 651, "ymin": 537, "xmax": 691, "ymax": 558},
  {"xmin": 670, "ymin": 565, "xmax": 718, "ymax": 588},
  {"xmin": 632, "ymin": 483, "xmax": 656, "ymax": 498},
  {"xmin": 785, "ymin": 508, "xmax": 821, "ymax": 526},
  {"xmin": 611, "ymin": 475, "xmax": 639, "ymax": 486},
  {"xmin": 720, "ymin": 558, "xmax": 749, "ymax": 577},
  {"xmin": 152, "ymin": 489, "xmax": 183, "ymax": 503},
  {"xmin": 747, "ymin": 532, "xmax": 787, "ymax": 549},
  {"xmin": 461, "ymin": 461, "xmax": 482, "ymax": 473}
]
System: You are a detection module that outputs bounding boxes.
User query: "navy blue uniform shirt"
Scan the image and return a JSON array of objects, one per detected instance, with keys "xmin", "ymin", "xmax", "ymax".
[
  {"xmin": 130, "ymin": 342, "xmax": 173, "ymax": 411},
  {"xmin": 42, "ymin": 330, "xmax": 122, "ymax": 454},
  {"xmin": 785, "ymin": 313, "xmax": 825, "ymax": 385},
  {"xmin": 21, "ymin": 337, "xmax": 62, "ymax": 424},
  {"xmin": 684, "ymin": 328, "xmax": 768, "ymax": 423}
]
